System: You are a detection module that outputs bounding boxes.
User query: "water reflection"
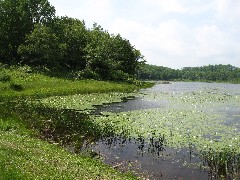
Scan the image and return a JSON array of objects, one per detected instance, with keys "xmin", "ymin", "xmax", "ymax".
[
  {"xmin": 94, "ymin": 96, "xmax": 165, "ymax": 114},
  {"xmin": 219, "ymin": 106, "xmax": 240, "ymax": 132},
  {"xmin": 145, "ymin": 82, "xmax": 240, "ymax": 95},
  {"xmin": 89, "ymin": 82, "xmax": 240, "ymax": 179},
  {"xmin": 9, "ymin": 82, "xmax": 240, "ymax": 179},
  {"xmin": 88, "ymin": 136, "xmax": 212, "ymax": 179}
]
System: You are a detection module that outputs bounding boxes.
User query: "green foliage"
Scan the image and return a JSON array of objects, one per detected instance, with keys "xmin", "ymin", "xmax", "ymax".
[
  {"xmin": 18, "ymin": 16, "xmax": 89, "ymax": 70},
  {"xmin": 9, "ymin": 83, "xmax": 23, "ymax": 91},
  {"xmin": 0, "ymin": 0, "xmax": 143, "ymax": 82},
  {"xmin": 26, "ymin": 0, "xmax": 56, "ymax": 25},
  {"xmin": 180, "ymin": 64, "xmax": 240, "ymax": 82},
  {"xmin": 84, "ymin": 24, "xmax": 143, "ymax": 80},
  {"xmin": 79, "ymin": 68, "xmax": 101, "ymax": 80},
  {"xmin": 139, "ymin": 64, "xmax": 240, "ymax": 83},
  {"xmin": 0, "ymin": 104, "xmax": 136, "ymax": 179},
  {"xmin": 138, "ymin": 64, "xmax": 176, "ymax": 80},
  {"xmin": 0, "ymin": 73, "xmax": 11, "ymax": 82},
  {"xmin": 57, "ymin": 17, "xmax": 88, "ymax": 70},
  {"xmin": 0, "ymin": 66, "xmax": 143, "ymax": 100},
  {"xmin": 0, "ymin": 0, "xmax": 55, "ymax": 63},
  {"xmin": 18, "ymin": 24, "xmax": 64, "ymax": 68},
  {"xmin": 46, "ymin": 17, "xmax": 89, "ymax": 70}
]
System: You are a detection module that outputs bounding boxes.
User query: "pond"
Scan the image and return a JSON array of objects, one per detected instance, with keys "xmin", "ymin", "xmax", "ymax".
[
  {"xmin": 39, "ymin": 82, "xmax": 240, "ymax": 179},
  {"xmin": 88, "ymin": 82, "xmax": 240, "ymax": 179}
]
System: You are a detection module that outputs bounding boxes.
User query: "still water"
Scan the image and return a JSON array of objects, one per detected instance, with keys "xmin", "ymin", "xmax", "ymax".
[{"xmin": 88, "ymin": 82, "xmax": 240, "ymax": 179}]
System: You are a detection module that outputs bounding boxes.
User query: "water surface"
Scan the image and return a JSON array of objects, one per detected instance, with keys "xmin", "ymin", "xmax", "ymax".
[{"xmin": 89, "ymin": 82, "xmax": 240, "ymax": 179}]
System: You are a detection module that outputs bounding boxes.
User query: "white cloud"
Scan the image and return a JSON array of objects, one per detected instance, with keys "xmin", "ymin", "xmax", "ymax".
[
  {"xmin": 49, "ymin": 0, "xmax": 240, "ymax": 69},
  {"xmin": 110, "ymin": 18, "xmax": 195, "ymax": 68},
  {"xmin": 213, "ymin": 0, "xmax": 240, "ymax": 27},
  {"xmin": 148, "ymin": 0, "xmax": 187, "ymax": 13},
  {"xmin": 78, "ymin": 0, "xmax": 113, "ymax": 25},
  {"xmin": 110, "ymin": 17, "xmax": 240, "ymax": 69},
  {"xmin": 50, "ymin": 0, "xmax": 114, "ymax": 27},
  {"xmin": 194, "ymin": 24, "xmax": 240, "ymax": 65}
]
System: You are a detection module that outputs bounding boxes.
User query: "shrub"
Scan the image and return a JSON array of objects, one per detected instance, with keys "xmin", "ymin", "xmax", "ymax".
[
  {"xmin": 9, "ymin": 83, "xmax": 23, "ymax": 91},
  {"xmin": 81, "ymin": 69, "xmax": 101, "ymax": 80},
  {"xmin": 17, "ymin": 65, "xmax": 33, "ymax": 73},
  {"xmin": 0, "ymin": 74, "xmax": 11, "ymax": 82}
]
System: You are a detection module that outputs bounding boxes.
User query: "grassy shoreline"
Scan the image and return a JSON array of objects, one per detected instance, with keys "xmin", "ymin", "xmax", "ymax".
[
  {"xmin": 0, "ymin": 66, "xmax": 152, "ymax": 179},
  {"xmin": 0, "ymin": 66, "xmax": 152, "ymax": 100},
  {"xmin": 0, "ymin": 105, "xmax": 136, "ymax": 179}
]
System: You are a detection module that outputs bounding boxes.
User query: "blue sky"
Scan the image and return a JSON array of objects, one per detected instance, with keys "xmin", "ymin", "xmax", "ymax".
[{"xmin": 48, "ymin": 0, "xmax": 240, "ymax": 69}]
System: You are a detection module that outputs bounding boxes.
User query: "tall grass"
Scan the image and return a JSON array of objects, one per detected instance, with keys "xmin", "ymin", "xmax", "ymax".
[{"xmin": 201, "ymin": 148, "xmax": 240, "ymax": 179}]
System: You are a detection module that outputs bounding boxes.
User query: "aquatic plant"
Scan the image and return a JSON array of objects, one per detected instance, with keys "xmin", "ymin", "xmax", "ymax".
[
  {"xmin": 39, "ymin": 93, "xmax": 136, "ymax": 113},
  {"xmin": 201, "ymin": 147, "xmax": 240, "ymax": 179},
  {"xmin": 6, "ymin": 99, "xmax": 118, "ymax": 153},
  {"xmin": 33, "ymin": 82, "xmax": 240, "ymax": 178},
  {"xmin": 90, "ymin": 83, "xmax": 240, "ymax": 178}
]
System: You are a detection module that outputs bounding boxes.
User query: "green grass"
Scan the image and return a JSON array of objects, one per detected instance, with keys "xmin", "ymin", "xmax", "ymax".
[
  {"xmin": 0, "ymin": 65, "xmax": 151, "ymax": 100},
  {"xmin": 0, "ymin": 65, "xmax": 148, "ymax": 179},
  {"xmin": 0, "ymin": 106, "xmax": 135, "ymax": 179}
]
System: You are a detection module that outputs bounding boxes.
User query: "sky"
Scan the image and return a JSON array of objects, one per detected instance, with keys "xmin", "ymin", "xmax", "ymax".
[{"xmin": 48, "ymin": 0, "xmax": 240, "ymax": 69}]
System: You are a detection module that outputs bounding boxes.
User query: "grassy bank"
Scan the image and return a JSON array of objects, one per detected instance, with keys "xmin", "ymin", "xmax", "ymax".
[
  {"xmin": 0, "ymin": 105, "xmax": 135, "ymax": 179},
  {"xmin": 0, "ymin": 65, "xmax": 152, "ymax": 179},
  {"xmin": 0, "ymin": 65, "xmax": 152, "ymax": 100}
]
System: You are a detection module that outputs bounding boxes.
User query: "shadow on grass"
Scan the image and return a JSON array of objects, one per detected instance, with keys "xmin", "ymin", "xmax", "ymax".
[{"xmin": 3, "ymin": 99, "xmax": 115, "ymax": 154}]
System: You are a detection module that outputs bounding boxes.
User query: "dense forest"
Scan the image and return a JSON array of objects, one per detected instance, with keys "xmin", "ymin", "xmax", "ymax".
[
  {"xmin": 1, "ymin": 0, "xmax": 239, "ymax": 83},
  {"xmin": 0, "ymin": 0, "xmax": 144, "ymax": 81},
  {"xmin": 138, "ymin": 64, "xmax": 240, "ymax": 83}
]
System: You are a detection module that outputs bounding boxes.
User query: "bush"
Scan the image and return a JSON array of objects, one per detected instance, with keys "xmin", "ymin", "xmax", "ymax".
[
  {"xmin": 17, "ymin": 65, "xmax": 33, "ymax": 73},
  {"xmin": 109, "ymin": 70, "xmax": 129, "ymax": 81},
  {"xmin": 0, "ymin": 74, "xmax": 11, "ymax": 82},
  {"xmin": 79, "ymin": 69, "xmax": 101, "ymax": 80},
  {"xmin": 9, "ymin": 83, "xmax": 24, "ymax": 91}
]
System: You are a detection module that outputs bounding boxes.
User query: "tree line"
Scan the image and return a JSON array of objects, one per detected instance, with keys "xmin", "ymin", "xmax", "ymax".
[
  {"xmin": 138, "ymin": 64, "xmax": 240, "ymax": 83},
  {"xmin": 1, "ymin": 0, "xmax": 239, "ymax": 83},
  {"xmin": 0, "ymin": 0, "xmax": 144, "ymax": 81}
]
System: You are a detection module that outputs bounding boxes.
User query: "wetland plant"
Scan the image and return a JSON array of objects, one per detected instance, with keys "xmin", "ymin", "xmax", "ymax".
[
  {"xmin": 201, "ymin": 146, "xmax": 240, "ymax": 179},
  {"xmin": 7, "ymin": 100, "xmax": 117, "ymax": 153}
]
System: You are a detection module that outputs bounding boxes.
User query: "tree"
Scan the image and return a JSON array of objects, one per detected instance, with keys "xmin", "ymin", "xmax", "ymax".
[
  {"xmin": 18, "ymin": 24, "xmax": 64, "ymax": 68},
  {"xmin": 111, "ymin": 34, "xmax": 144, "ymax": 76},
  {"xmin": 18, "ymin": 16, "xmax": 90, "ymax": 71},
  {"xmin": 84, "ymin": 24, "xmax": 118, "ymax": 80},
  {"xmin": 0, "ymin": 0, "xmax": 145, "ymax": 82},
  {"xmin": 138, "ymin": 64, "xmax": 177, "ymax": 80},
  {"xmin": 0, "ymin": 0, "xmax": 55, "ymax": 64},
  {"xmin": 51, "ymin": 17, "xmax": 88, "ymax": 70},
  {"xmin": 84, "ymin": 24, "xmax": 145, "ymax": 80},
  {"xmin": 26, "ymin": 0, "xmax": 55, "ymax": 26}
]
